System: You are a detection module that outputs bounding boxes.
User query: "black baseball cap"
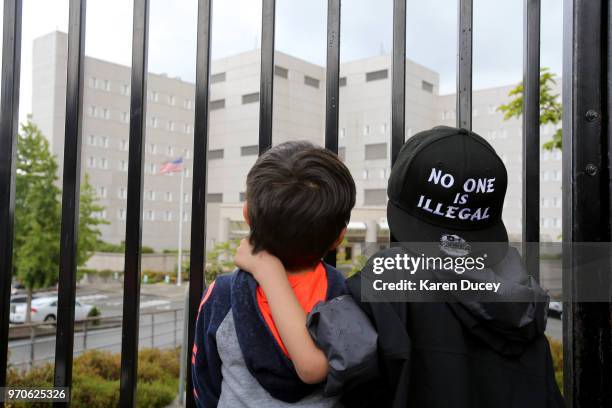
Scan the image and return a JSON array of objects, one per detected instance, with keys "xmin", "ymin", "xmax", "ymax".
[{"xmin": 387, "ymin": 126, "xmax": 508, "ymax": 264}]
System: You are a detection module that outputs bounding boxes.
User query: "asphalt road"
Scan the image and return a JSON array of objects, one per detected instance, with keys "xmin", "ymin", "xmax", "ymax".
[{"xmin": 8, "ymin": 282, "xmax": 188, "ymax": 369}]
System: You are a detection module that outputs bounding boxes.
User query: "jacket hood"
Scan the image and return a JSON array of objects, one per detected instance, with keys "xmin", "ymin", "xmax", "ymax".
[
  {"xmin": 358, "ymin": 246, "xmax": 549, "ymax": 357},
  {"xmin": 439, "ymin": 247, "xmax": 550, "ymax": 356}
]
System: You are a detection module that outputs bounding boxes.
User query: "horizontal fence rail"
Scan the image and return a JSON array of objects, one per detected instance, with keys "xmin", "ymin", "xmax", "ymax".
[{"xmin": 0, "ymin": 1, "xmax": 611, "ymax": 407}]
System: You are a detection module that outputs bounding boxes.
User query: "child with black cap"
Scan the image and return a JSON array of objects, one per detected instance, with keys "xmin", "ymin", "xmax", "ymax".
[{"xmin": 236, "ymin": 126, "xmax": 564, "ymax": 408}]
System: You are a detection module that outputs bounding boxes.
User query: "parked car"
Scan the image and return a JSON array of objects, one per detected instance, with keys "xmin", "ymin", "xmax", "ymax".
[
  {"xmin": 9, "ymin": 296, "xmax": 93, "ymax": 324},
  {"xmin": 548, "ymin": 300, "xmax": 563, "ymax": 318}
]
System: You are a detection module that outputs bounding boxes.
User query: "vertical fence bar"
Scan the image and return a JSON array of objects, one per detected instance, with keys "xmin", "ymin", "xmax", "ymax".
[
  {"xmin": 119, "ymin": 0, "xmax": 149, "ymax": 406},
  {"xmin": 522, "ymin": 0, "xmax": 540, "ymax": 281},
  {"xmin": 325, "ymin": 0, "xmax": 340, "ymax": 154},
  {"xmin": 186, "ymin": 0, "xmax": 212, "ymax": 406},
  {"xmin": 0, "ymin": 0, "xmax": 22, "ymax": 387},
  {"xmin": 53, "ymin": 0, "xmax": 87, "ymax": 399},
  {"xmin": 389, "ymin": 0, "xmax": 406, "ymax": 243},
  {"xmin": 562, "ymin": 0, "xmax": 612, "ymax": 406},
  {"xmin": 391, "ymin": 0, "xmax": 406, "ymax": 167},
  {"xmin": 259, "ymin": 0, "xmax": 275, "ymax": 154},
  {"xmin": 456, "ymin": 0, "xmax": 473, "ymax": 130},
  {"xmin": 323, "ymin": 0, "xmax": 341, "ymax": 266}
]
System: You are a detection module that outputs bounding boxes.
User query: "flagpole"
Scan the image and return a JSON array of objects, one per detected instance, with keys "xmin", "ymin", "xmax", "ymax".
[{"xmin": 177, "ymin": 166, "xmax": 184, "ymax": 286}]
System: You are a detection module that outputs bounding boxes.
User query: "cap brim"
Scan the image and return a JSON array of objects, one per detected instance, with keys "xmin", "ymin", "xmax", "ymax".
[{"xmin": 387, "ymin": 200, "xmax": 509, "ymax": 266}]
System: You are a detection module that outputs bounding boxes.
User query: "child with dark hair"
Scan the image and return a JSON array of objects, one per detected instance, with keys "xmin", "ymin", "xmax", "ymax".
[{"xmin": 191, "ymin": 141, "xmax": 355, "ymax": 407}]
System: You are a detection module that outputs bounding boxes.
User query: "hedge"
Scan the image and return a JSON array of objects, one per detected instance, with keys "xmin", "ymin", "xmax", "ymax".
[{"xmin": 6, "ymin": 348, "xmax": 180, "ymax": 407}]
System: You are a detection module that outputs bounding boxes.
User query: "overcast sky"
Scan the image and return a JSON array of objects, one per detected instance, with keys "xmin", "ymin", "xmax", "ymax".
[{"xmin": 6, "ymin": 0, "xmax": 563, "ymax": 124}]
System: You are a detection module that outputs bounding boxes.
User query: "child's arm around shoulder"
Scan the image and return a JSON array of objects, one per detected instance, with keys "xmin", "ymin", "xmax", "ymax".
[
  {"xmin": 191, "ymin": 277, "xmax": 229, "ymax": 407},
  {"xmin": 234, "ymin": 239, "xmax": 329, "ymax": 384}
]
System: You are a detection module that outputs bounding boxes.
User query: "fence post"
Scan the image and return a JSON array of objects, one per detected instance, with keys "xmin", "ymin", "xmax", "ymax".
[
  {"xmin": 151, "ymin": 313, "xmax": 155, "ymax": 348},
  {"xmin": 83, "ymin": 320, "xmax": 88, "ymax": 351},
  {"xmin": 174, "ymin": 309, "xmax": 177, "ymax": 347},
  {"xmin": 29, "ymin": 325, "xmax": 35, "ymax": 370}
]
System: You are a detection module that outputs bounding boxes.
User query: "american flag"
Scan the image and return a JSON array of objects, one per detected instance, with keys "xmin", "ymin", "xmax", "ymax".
[{"xmin": 159, "ymin": 157, "xmax": 183, "ymax": 174}]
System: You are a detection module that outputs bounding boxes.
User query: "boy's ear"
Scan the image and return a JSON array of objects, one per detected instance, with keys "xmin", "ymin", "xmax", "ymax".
[
  {"xmin": 242, "ymin": 202, "xmax": 250, "ymax": 226},
  {"xmin": 330, "ymin": 228, "xmax": 347, "ymax": 250}
]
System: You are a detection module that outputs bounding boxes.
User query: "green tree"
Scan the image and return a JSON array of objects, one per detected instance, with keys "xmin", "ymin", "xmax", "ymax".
[
  {"xmin": 204, "ymin": 239, "xmax": 241, "ymax": 283},
  {"xmin": 78, "ymin": 173, "xmax": 109, "ymax": 270},
  {"xmin": 14, "ymin": 121, "xmax": 61, "ymax": 322},
  {"xmin": 13, "ymin": 121, "xmax": 107, "ymax": 322},
  {"xmin": 497, "ymin": 67, "xmax": 562, "ymax": 151}
]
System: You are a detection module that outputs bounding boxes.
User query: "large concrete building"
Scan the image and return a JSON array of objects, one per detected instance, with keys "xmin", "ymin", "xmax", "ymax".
[{"xmin": 31, "ymin": 31, "xmax": 562, "ymax": 254}]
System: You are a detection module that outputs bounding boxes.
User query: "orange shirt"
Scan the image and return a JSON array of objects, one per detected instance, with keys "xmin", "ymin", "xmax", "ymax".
[{"xmin": 255, "ymin": 262, "xmax": 328, "ymax": 357}]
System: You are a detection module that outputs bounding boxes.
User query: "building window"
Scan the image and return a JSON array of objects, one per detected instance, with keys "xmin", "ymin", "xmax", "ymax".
[
  {"xmin": 88, "ymin": 134, "xmax": 95, "ymax": 146},
  {"xmin": 121, "ymin": 84, "xmax": 130, "ymax": 95},
  {"xmin": 119, "ymin": 160, "xmax": 128, "ymax": 172},
  {"xmin": 339, "ymin": 77, "xmax": 347, "ymax": 87},
  {"xmin": 207, "ymin": 193, "xmax": 223, "ymax": 203},
  {"xmin": 210, "ymin": 99, "xmax": 225, "ymax": 110},
  {"xmin": 208, "ymin": 149, "xmax": 224, "ymax": 160},
  {"xmin": 169, "ymin": 95, "xmax": 175, "ymax": 106},
  {"xmin": 87, "ymin": 106, "xmax": 97, "ymax": 117},
  {"xmin": 239, "ymin": 192, "xmax": 247, "ymax": 202},
  {"xmin": 121, "ymin": 112, "xmax": 129, "ymax": 123},
  {"xmin": 211, "ymin": 72, "xmax": 226, "ymax": 84},
  {"xmin": 164, "ymin": 211, "xmax": 173, "ymax": 222},
  {"xmin": 102, "ymin": 108, "xmax": 110, "ymax": 120},
  {"xmin": 182, "ymin": 211, "xmax": 190, "ymax": 222},
  {"xmin": 145, "ymin": 190, "xmax": 155, "ymax": 201},
  {"xmin": 98, "ymin": 186, "xmax": 107, "ymax": 198},
  {"xmin": 119, "ymin": 187, "xmax": 127, "ymax": 199},
  {"xmin": 103, "ymin": 79, "xmax": 111, "ymax": 91},
  {"xmin": 421, "ymin": 80, "xmax": 434, "ymax": 93},
  {"xmin": 364, "ymin": 189, "xmax": 387, "ymax": 206},
  {"xmin": 362, "ymin": 169, "xmax": 369, "ymax": 180},
  {"xmin": 152, "ymin": 91, "xmax": 159, "ymax": 102},
  {"xmin": 184, "ymin": 124, "xmax": 192, "ymax": 134},
  {"xmin": 274, "ymin": 65, "xmax": 288, "ymax": 78},
  {"xmin": 147, "ymin": 144, "xmax": 157, "ymax": 154},
  {"xmin": 167, "ymin": 145, "xmax": 174, "ymax": 156},
  {"xmin": 168, "ymin": 121, "xmax": 175, "ymax": 131},
  {"xmin": 304, "ymin": 75, "xmax": 320, "ymax": 88},
  {"xmin": 365, "ymin": 69, "xmax": 388, "ymax": 82},
  {"xmin": 144, "ymin": 210, "xmax": 155, "ymax": 221},
  {"xmin": 120, "ymin": 140, "xmax": 129, "ymax": 151},
  {"xmin": 165, "ymin": 192, "xmax": 173, "ymax": 202},
  {"xmin": 365, "ymin": 143, "xmax": 388, "ymax": 160},
  {"xmin": 241, "ymin": 145, "xmax": 259, "ymax": 156},
  {"xmin": 340, "ymin": 128, "xmax": 346, "ymax": 138},
  {"xmin": 338, "ymin": 147, "xmax": 346, "ymax": 161},
  {"xmin": 183, "ymin": 193, "xmax": 190, "ymax": 203},
  {"xmin": 381, "ymin": 123, "xmax": 388, "ymax": 134},
  {"xmin": 363, "ymin": 125, "xmax": 370, "ymax": 136},
  {"xmin": 100, "ymin": 158, "xmax": 108, "ymax": 169},
  {"xmin": 184, "ymin": 148, "xmax": 191, "ymax": 159},
  {"xmin": 185, "ymin": 99, "xmax": 193, "ymax": 109},
  {"xmin": 100, "ymin": 136, "xmax": 109, "ymax": 148},
  {"xmin": 242, "ymin": 92, "xmax": 260, "ymax": 104},
  {"xmin": 89, "ymin": 77, "xmax": 97, "ymax": 88},
  {"xmin": 118, "ymin": 208, "xmax": 126, "ymax": 220},
  {"xmin": 147, "ymin": 163, "xmax": 156, "ymax": 174},
  {"xmin": 151, "ymin": 117, "xmax": 158, "ymax": 128}
]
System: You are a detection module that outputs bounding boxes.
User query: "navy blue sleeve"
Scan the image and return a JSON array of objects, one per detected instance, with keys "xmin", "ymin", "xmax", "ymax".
[{"xmin": 191, "ymin": 276, "xmax": 231, "ymax": 407}]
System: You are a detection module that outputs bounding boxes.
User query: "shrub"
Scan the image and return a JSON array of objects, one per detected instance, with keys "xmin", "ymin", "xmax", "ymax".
[
  {"xmin": 87, "ymin": 305, "xmax": 102, "ymax": 326},
  {"xmin": 6, "ymin": 348, "xmax": 180, "ymax": 408},
  {"xmin": 548, "ymin": 336, "xmax": 563, "ymax": 393}
]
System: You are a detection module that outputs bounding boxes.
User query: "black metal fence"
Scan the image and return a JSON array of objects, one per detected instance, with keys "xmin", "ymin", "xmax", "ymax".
[{"xmin": 0, "ymin": 0, "xmax": 611, "ymax": 407}]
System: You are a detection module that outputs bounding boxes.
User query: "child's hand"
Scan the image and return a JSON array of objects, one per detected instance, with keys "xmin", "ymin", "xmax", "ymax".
[{"xmin": 234, "ymin": 239, "xmax": 285, "ymax": 283}]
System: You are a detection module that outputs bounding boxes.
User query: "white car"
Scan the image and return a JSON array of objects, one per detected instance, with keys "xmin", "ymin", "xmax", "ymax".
[
  {"xmin": 548, "ymin": 300, "xmax": 563, "ymax": 318},
  {"xmin": 10, "ymin": 296, "xmax": 93, "ymax": 324}
]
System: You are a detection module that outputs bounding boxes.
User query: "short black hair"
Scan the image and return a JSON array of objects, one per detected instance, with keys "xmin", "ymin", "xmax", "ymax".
[{"xmin": 246, "ymin": 141, "xmax": 356, "ymax": 270}]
